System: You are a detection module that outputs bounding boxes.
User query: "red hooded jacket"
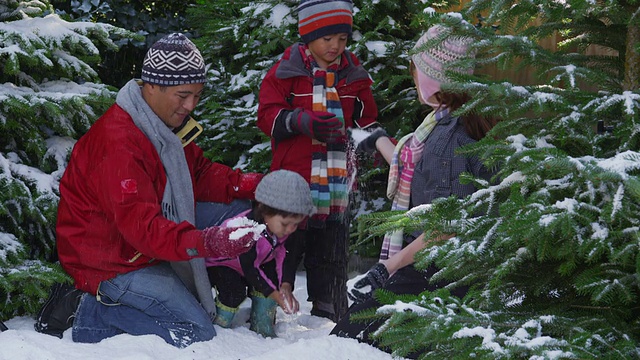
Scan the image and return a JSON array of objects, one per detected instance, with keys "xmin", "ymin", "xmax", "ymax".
[
  {"xmin": 56, "ymin": 104, "xmax": 258, "ymax": 295},
  {"xmin": 257, "ymin": 43, "xmax": 378, "ymax": 182}
]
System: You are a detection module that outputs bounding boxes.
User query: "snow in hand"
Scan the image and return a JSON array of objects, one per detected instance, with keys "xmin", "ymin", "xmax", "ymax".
[
  {"xmin": 0, "ymin": 274, "xmax": 399, "ymax": 360},
  {"xmin": 226, "ymin": 216, "xmax": 266, "ymax": 241},
  {"xmin": 349, "ymin": 128, "xmax": 372, "ymax": 146}
]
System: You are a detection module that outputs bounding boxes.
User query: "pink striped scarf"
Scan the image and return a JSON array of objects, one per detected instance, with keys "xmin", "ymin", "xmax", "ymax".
[{"xmin": 379, "ymin": 108, "xmax": 448, "ymax": 260}]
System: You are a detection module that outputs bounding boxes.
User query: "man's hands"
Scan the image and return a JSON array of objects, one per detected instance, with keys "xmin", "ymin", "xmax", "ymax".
[
  {"xmin": 348, "ymin": 263, "xmax": 390, "ymax": 304},
  {"xmin": 269, "ymin": 282, "xmax": 300, "ymax": 314},
  {"xmin": 202, "ymin": 220, "xmax": 264, "ymax": 258},
  {"xmin": 287, "ymin": 109, "xmax": 344, "ymax": 143}
]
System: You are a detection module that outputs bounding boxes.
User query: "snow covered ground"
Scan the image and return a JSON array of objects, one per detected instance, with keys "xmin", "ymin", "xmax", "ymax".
[{"xmin": 0, "ymin": 272, "xmax": 397, "ymax": 360}]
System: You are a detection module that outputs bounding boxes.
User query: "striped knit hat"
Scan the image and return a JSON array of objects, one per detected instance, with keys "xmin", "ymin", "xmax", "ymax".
[
  {"xmin": 411, "ymin": 25, "xmax": 475, "ymax": 105},
  {"xmin": 297, "ymin": 0, "xmax": 353, "ymax": 44},
  {"xmin": 141, "ymin": 33, "xmax": 206, "ymax": 86}
]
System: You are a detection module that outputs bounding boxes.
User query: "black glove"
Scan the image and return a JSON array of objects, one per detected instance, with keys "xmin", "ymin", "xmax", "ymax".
[
  {"xmin": 287, "ymin": 108, "xmax": 343, "ymax": 143},
  {"xmin": 348, "ymin": 263, "xmax": 389, "ymax": 304},
  {"xmin": 355, "ymin": 127, "xmax": 389, "ymax": 155}
]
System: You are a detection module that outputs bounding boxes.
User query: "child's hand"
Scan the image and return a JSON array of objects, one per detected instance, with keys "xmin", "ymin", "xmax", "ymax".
[
  {"xmin": 268, "ymin": 291, "xmax": 290, "ymax": 313},
  {"xmin": 354, "ymin": 127, "xmax": 389, "ymax": 155},
  {"xmin": 288, "ymin": 109, "xmax": 344, "ymax": 143},
  {"xmin": 348, "ymin": 263, "xmax": 389, "ymax": 304},
  {"xmin": 279, "ymin": 282, "xmax": 299, "ymax": 314}
]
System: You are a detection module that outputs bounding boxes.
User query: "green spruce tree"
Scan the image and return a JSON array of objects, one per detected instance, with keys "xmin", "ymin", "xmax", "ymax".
[
  {"xmin": 0, "ymin": 0, "xmax": 132, "ymax": 319},
  {"xmin": 353, "ymin": 1, "xmax": 640, "ymax": 358},
  {"xmin": 52, "ymin": 0, "xmax": 198, "ymax": 87}
]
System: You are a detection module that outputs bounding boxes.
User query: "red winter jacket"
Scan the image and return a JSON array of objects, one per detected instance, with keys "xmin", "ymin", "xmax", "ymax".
[
  {"xmin": 257, "ymin": 43, "xmax": 378, "ymax": 182},
  {"xmin": 56, "ymin": 104, "xmax": 258, "ymax": 295}
]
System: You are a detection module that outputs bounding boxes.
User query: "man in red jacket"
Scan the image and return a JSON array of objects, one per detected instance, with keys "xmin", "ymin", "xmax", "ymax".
[{"xmin": 34, "ymin": 33, "xmax": 263, "ymax": 348}]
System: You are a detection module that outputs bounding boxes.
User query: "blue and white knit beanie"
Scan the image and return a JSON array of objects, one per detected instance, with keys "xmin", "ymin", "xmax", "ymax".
[{"xmin": 141, "ymin": 33, "xmax": 206, "ymax": 86}]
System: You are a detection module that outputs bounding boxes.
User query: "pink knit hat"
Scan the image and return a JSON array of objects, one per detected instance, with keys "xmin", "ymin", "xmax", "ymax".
[{"xmin": 411, "ymin": 25, "xmax": 475, "ymax": 105}]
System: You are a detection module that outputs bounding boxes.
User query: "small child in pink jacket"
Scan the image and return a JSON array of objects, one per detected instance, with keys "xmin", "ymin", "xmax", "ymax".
[{"xmin": 206, "ymin": 170, "xmax": 315, "ymax": 337}]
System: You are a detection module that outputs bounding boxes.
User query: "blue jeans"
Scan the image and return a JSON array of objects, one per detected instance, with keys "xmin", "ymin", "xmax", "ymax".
[
  {"xmin": 72, "ymin": 200, "xmax": 251, "ymax": 347},
  {"xmin": 195, "ymin": 199, "xmax": 251, "ymax": 229}
]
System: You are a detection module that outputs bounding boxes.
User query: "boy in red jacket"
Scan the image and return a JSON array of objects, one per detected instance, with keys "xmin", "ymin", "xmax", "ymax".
[{"xmin": 257, "ymin": 0, "xmax": 379, "ymax": 322}]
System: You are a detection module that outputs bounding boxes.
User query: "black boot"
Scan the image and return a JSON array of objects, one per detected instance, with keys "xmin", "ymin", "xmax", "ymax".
[
  {"xmin": 0, "ymin": 320, "xmax": 7, "ymax": 332},
  {"xmin": 34, "ymin": 283, "xmax": 84, "ymax": 338},
  {"xmin": 310, "ymin": 300, "xmax": 338, "ymax": 322}
]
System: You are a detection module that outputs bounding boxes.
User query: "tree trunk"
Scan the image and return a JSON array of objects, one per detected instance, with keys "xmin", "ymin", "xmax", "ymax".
[{"xmin": 624, "ymin": 24, "xmax": 640, "ymax": 91}]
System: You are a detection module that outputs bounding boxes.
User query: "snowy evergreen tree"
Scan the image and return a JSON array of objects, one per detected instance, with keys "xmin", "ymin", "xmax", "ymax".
[
  {"xmin": 52, "ymin": 0, "xmax": 197, "ymax": 87},
  {"xmin": 352, "ymin": 1, "xmax": 640, "ymax": 358},
  {"xmin": 0, "ymin": 0, "xmax": 132, "ymax": 319}
]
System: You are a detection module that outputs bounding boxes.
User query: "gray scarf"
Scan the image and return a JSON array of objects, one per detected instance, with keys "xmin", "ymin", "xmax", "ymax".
[{"xmin": 116, "ymin": 79, "xmax": 216, "ymax": 319}]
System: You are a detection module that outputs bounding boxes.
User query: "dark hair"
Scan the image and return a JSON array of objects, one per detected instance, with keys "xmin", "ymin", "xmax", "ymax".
[
  {"xmin": 252, "ymin": 202, "xmax": 304, "ymax": 223},
  {"xmin": 435, "ymin": 92, "xmax": 499, "ymax": 141}
]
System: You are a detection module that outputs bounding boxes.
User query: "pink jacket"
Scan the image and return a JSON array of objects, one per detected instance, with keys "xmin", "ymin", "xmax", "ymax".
[{"xmin": 205, "ymin": 210, "xmax": 289, "ymax": 296}]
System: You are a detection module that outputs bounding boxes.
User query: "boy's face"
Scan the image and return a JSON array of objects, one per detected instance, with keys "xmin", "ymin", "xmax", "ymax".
[
  {"xmin": 143, "ymin": 83, "xmax": 204, "ymax": 129},
  {"xmin": 307, "ymin": 33, "xmax": 349, "ymax": 69}
]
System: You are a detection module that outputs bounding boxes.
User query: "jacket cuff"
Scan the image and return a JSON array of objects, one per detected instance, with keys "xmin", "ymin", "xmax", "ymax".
[
  {"xmin": 271, "ymin": 109, "xmax": 298, "ymax": 143},
  {"xmin": 184, "ymin": 229, "xmax": 208, "ymax": 258}
]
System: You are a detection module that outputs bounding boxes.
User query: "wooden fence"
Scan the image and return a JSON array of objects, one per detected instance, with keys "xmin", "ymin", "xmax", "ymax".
[{"xmin": 443, "ymin": 5, "xmax": 619, "ymax": 86}]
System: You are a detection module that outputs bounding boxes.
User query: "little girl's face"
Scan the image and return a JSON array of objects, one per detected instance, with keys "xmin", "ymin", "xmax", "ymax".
[
  {"xmin": 264, "ymin": 214, "xmax": 305, "ymax": 238},
  {"xmin": 307, "ymin": 33, "xmax": 349, "ymax": 69},
  {"xmin": 410, "ymin": 61, "xmax": 424, "ymax": 103},
  {"xmin": 410, "ymin": 60, "xmax": 439, "ymax": 108}
]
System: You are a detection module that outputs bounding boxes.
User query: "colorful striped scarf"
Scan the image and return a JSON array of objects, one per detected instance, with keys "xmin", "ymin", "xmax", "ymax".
[
  {"xmin": 303, "ymin": 47, "xmax": 350, "ymax": 227},
  {"xmin": 379, "ymin": 108, "xmax": 449, "ymax": 260}
]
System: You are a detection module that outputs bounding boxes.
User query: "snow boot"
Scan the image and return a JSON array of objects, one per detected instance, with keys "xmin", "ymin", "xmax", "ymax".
[
  {"xmin": 249, "ymin": 291, "xmax": 277, "ymax": 338},
  {"xmin": 213, "ymin": 301, "xmax": 238, "ymax": 328},
  {"xmin": 311, "ymin": 300, "xmax": 338, "ymax": 322},
  {"xmin": 34, "ymin": 282, "xmax": 84, "ymax": 338},
  {"xmin": 0, "ymin": 320, "xmax": 7, "ymax": 332}
]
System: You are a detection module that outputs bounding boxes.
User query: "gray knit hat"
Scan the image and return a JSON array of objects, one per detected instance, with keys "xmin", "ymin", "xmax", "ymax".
[
  {"xmin": 141, "ymin": 33, "xmax": 206, "ymax": 86},
  {"xmin": 255, "ymin": 170, "xmax": 316, "ymax": 216}
]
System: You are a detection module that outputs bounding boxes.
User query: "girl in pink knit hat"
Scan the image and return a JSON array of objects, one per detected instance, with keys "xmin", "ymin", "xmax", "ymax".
[{"xmin": 332, "ymin": 23, "xmax": 500, "ymax": 355}]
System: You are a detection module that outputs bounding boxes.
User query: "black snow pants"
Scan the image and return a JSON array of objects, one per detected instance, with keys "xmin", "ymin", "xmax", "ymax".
[
  {"xmin": 284, "ymin": 220, "xmax": 350, "ymax": 322},
  {"xmin": 330, "ymin": 264, "xmax": 469, "ymax": 358}
]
